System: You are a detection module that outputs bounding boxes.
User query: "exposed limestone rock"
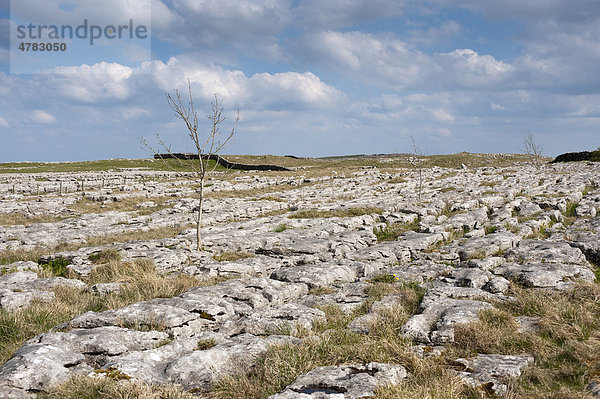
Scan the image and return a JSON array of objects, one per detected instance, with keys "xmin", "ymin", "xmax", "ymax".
[
  {"xmin": 1, "ymin": 161, "xmax": 599, "ymax": 397},
  {"xmin": 268, "ymin": 362, "xmax": 407, "ymax": 399},
  {"xmin": 401, "ymin": 287, "xmax": 497, "ymax": 344},
  {"xmin": 455, "ymin": 354, "xmax": 534, "ymax": 397}
]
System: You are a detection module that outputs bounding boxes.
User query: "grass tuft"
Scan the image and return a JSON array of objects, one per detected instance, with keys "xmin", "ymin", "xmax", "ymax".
[{"xmin": 373, "ymin": 219, "xmax": 420, "ymax": 242}]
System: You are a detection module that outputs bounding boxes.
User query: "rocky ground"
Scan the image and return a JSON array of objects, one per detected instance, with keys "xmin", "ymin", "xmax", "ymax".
[{"xmin": 0, "ymin": 157, "xmax": 599, "ymax": 398}]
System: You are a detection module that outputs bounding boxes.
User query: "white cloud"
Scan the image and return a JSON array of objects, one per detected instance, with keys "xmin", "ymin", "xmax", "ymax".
[
  {"xmin": 45, "ymin": 62, "xmax": 133, "ymax": 102},
  {"xmin": 0, "ymin": 117, "xmax": 9, "ymax": 127},
  {"xmin": 299, "ymin": 31, "xmax": 514, "ymax": 91},
  {"xmin": 30, "ymin": 110, "xmax": 56, "ymax": 124},
  {"xmin": 151, "ymin": 57, "xmax": 344, "ymax": 109},
  {"xmin": 299, "ymin": 31, "xmax": 426, "ymax": 89}
]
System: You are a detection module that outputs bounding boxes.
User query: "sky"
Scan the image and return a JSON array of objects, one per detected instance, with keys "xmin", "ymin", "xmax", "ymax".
[{"xmin": 1, "ymin": 0, "xmax": 600, "ymax": 162}]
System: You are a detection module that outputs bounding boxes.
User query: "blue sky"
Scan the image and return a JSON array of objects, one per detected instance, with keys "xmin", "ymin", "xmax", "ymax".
[{"xmin": 1, "ymin": 0, "xmax": 599, "ymax": 161}]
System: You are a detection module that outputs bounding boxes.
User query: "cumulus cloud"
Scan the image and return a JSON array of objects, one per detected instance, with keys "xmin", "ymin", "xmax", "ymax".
[
  {"xmin": 30, "ymin": 110, "xmax": 56, "ymax": 124},
  {"xmin": 45, "ymin": 62, "xmax": 133, "ymax": 102},
  {"xmin": 0, "ymin": 116, "xmax": 9, "ymax": 127},
  {"xmin": 151, "ymin": 57, "xmax": 344, "ymax": 109},
  {"xmin": 299, "ymin": 30, "xmax": 513, "ymax": 90}
]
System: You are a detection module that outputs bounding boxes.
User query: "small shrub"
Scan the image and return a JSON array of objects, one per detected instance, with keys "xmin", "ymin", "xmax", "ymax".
[
  {"xmin": 38, "ymin": 375, "xmax": 195, "ymax": 399},
  {"xmin": 39, "ymin": 257, "xmax": 71, "ymax": 278}
]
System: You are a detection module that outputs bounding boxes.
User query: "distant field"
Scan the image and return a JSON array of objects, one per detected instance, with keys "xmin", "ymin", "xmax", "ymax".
[{"xmin": 0, "ymin": 153, "xmax": 544, "ymax": 174}]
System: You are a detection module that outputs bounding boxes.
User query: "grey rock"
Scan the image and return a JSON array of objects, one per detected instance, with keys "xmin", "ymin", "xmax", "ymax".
[
  {"xmin": 483, "ymin": 276, "xmax": 511, "ymax": 294},
  {"xmin": 401, "ymin": 287, "xmax": 496, "ymax": 344},
  {"xmin": 164, "ymin": 334, "xmax": 299, "ymax": 392},
  {"xmin": 270, "ymin": 264, "xmax": 357, "ymax": 288},
  {"xmin": 88, "ymin": 282, "xmax": 124, "ymax": 295},
  {"xmin": 269, "ymin": 362, "xmax": 407, "ymax": 399},
  {"xmin": 455, "ymin": 354, "xmax": 534, "ymax": 396},
  {"xmin": 220, "ymin": 303, "xmax": 326, "ymax": 336},
  {"xmin": 448, "ymin": 268, "xmax": 492, "ymax": 289},
  {"xmin": 387, "ymin": 260, "xmax": 453, "ymax": 284},
  {"xmin": 494, "ymin": 262, "xmax": 594, "ymax": 289},
  {"xmin": 504, "ymin": 239, "xmax": 588, "ymax": 265}
]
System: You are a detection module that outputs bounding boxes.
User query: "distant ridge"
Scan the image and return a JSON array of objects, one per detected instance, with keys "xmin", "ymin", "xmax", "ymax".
[{"xmin": 154, "ymin": 153, "xmax": 290, "ymax": 171}]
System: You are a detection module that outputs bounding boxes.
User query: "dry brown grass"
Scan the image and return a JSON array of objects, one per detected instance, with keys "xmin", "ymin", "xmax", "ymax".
[
  {"xmin": 208, "ymin": 282, "xmax": 441, "ymax": 399},
  {"xmin": 68, "ymin": 196, "xmax": 172, "ymax": 216},
  {"xmin": 0, "ymin": 213, "xmax": 66, "ymax": 227},
  {"xmin": 449, "ymin": 283, "xmax": 600, "ymax": 398},
  {"xmin": 0, "ymin": 257, "xmax": 226, "ymax": 365},
  {"xmin": 38, "ymin": 375, "xmax": 195, "ymax": 399}
]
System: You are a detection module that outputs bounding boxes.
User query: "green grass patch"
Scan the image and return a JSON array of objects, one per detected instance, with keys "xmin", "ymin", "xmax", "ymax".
[
  {"xmin": 0, "ymin": 158, "xmax": 228, "ymax": 174},
  {"xmin": 273, "ymin": 224, "xmax": 292, "ymax": 233},
  {"xmin": 564, "ymin": 201, "xmax": 578, "ymax": 217},
  {"xmin": 39, "ymin": 257, "xmax": 71, "ymax": 278}
]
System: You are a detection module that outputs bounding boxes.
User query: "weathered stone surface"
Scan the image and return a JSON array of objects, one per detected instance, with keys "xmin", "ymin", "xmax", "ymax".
[
  {"xmin": 219, "ymin": 303, "xmax": 326, "ymax": 336},
  {"xmin": 164, "ymin": 334, "xmax": 299, "ymax": 392},
  {"xmin": 455, "ymin": 354, "xmax": 534, "ymax": 396},
  {"xmin": 401, "ymin": 287, "xmax": 496, "ymax": 344},
  {"xmin": 504, "ymin": 239, "xmax": 588, "ymax": 265},
  {"xmin": 270, "ymin": 264, "xmax": 357, "ymax": 288},
  {"xmin": 269, "ymin": 362, "xmax": 407, "ymax": 399},
  {"xmin": 388, "ymin": 260, "xmax": 453, "ymax": 284},
  {"xmin": 0, "ymin": 271, "xmax": 86, "ymax": 311},
  {"xmin": 1, "ymin": 160, "xmax": 599, "ymax": 397},
  {"xmin": 494, "ymin": 262, "xmax": 594, "ymax": 289}
]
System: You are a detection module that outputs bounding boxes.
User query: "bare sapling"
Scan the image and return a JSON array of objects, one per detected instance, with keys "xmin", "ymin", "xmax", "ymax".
[{"xmin": 141, "ymin": 79, "xmax": 239, "ymax": 250}]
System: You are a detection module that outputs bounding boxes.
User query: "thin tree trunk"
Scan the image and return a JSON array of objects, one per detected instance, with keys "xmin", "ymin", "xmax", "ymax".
[{"xmin": 196, "ymin": 177, "xmax": 204, "ymax": 251}]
